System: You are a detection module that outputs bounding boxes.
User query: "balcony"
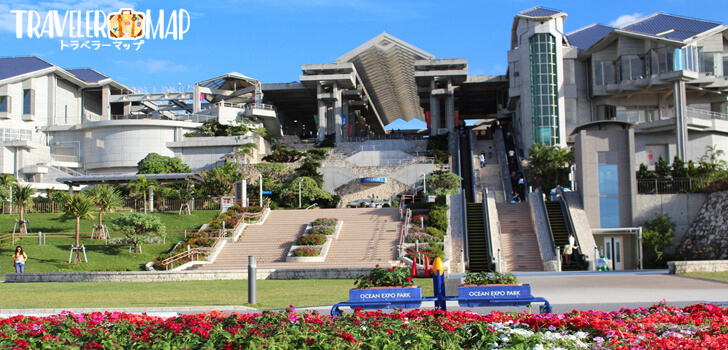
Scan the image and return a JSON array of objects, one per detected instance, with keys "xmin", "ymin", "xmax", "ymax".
[{"xmin": 685, "ymin": 107, "xmax": 728, "ymax": 121}]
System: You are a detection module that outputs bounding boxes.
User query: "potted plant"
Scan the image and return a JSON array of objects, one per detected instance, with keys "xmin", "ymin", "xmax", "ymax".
[
  {"xmin": 458, "ymin": 271, "xmax": 533, "ymax": 307},
  {"xmin": 348, "ymin": 265, "xmax": 422, "ymax": 308}
]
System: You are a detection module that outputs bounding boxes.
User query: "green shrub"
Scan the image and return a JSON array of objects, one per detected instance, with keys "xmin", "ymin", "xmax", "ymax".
[
  {"xmin": 309, "ymin": 226, "xmax": 334, "ymax": 235},
  {"xmin": 312, "ymin": 218, "xmax": 337, "ymax": 226},
  {"xmin": 291, "ymin": 246, "xmax": 320, "ymax": 257},
  {"xmin": 426, "ymin": 227, "xmax": 445, "ymax": 239},
  {"xmin": 427, "ymin": 209, "xmax": 448, "ymax": 232},
  {"xmin": 463, "ymin": 271, "xmax": 518, "ymax": 285},
  {"xmin": 354, "ymin": 266, "xmax": 413, "ymax": 289}
]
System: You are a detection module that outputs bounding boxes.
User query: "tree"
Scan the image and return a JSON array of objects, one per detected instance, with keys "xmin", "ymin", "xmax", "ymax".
[
  {"xmin": 111, "ymin": 213, "xmax": 166, "ymax": 253},
  {"xmin": 130, "ymin": 176, "xmax": 158, "ymax": 214},
  {"xmin": 426, "ymin": 171, "xmax": 462, "ymax": 195},
  {"xmin": 527, "ymin": 143, "xmax": 574, "ymax": 190},
  {"xmin": 63, "ymin": 193, "xmax": 95, "ymax": 263},
  {"xmin": 84, "ymin": 185, "xmax": 123, "ymax": 230},
  {"xmin": 654, "ymin": 155, "xmax": 670, "ymax": 178},
  {"xmin": 137, "ymin": 153, "xmax": 191, "ymax": 174},
  {"xmin": 199, "ymin": 162, "xmax": 240, "ymax": 197},
  {"xmin": 0, "ymin": 174, "xmax": 16, "ymax": 213},
  {"xmin": 279, "ymin": 177, "xmax": 332, "ymax": 208},
  {"xmin": 698, "ymin": 144, "xmax": 726, "ymax": 174},
  {"xmin": 671, "ymin": 155, "xmax": 688, "ymax": 178},
  {"xmin": 12, "ymin": 184, "xmax": 35, "ymax": 233},
  {"xmin": 642, "ymin": 214, "xmax": 675, "ymax": 267}
]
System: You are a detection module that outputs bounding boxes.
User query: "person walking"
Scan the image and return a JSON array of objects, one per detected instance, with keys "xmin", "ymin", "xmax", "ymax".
[
  {"xmin": 488, "ymin": 146, "xmax": 493, "ymax": 158},
  {"xmin": 12, "ymin": 246, "xmax": 27, "ymax": 273},
  {"xmin": 478, "ymin": 152, "xmax": 485, "ymax": 168}
]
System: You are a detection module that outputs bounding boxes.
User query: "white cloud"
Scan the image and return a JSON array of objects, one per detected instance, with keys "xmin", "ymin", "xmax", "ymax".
[
  {"xmin": 609, "ymin": 13, "xmax": 643, "ymax": 28},
  {"xmin": 114, "ymin": 59, "xmax": 187, "ymax": 73},
  {"xmin": 0, "ymin": 0, "xmax": 137, "ymax": 34}
]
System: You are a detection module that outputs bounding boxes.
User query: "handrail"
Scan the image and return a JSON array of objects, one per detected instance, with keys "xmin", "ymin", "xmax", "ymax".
[
  {"xmin": 557, "ymin": 187, "xmax": 584, "ymax": 264},
  {"xmin": 460, "ymin": 188, "xmax": 469, "ymax": 267},
  {"xmin": 482, "ymin": 188, "xmax": 494, "ymax": 270},
  {"xmin": 535, "ymin": 188, "xmax": 557, "ymax": 258},
  {"xmin": 305, "ymin": 203, "xmax": 319, "ymax": 210},
  {"xmin": 161, "ymin": 247, "xmax": 213, "ymax": 270},
  {"xmin": 398, "ymin": 208, "xmax": 412, "ymax": 258}
]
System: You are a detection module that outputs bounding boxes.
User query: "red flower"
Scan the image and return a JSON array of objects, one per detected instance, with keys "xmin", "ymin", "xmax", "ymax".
[
  {"xmin": 340, "ymin": 332, "xmax": 357, "ymax": 343},
  {"xmin": 406, "ymin": 276, "xmax": 412, "ymax": 282},
  {"xmin": 13, "ymin": 339, "xmax": 29, "ymax": 350},
  {"xmin": 305, "ymin": 337, "xmax": 315, "ymax": 345}
]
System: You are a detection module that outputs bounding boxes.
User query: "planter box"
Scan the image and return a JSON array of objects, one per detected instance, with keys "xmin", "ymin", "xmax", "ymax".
[
  {"xmin": 457, "ymin": 284, "xmax": 533, "ymax": 307},
  {"xmin": 285, "ymin": 220, "xmax": 343, "ymax": 262},
  {"xmin": 348, "ymin": 286, "xmax": 422, "ymax": 309}
]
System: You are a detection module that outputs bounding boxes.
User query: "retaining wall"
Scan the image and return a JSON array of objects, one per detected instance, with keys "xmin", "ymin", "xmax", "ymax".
[
  {"xmin": 4, "ymin": 268, "xmax": 378, "ymax": 283},
  {"xmin": 668, "ymin": 260, "xmax": 728, "ymax": 274}
]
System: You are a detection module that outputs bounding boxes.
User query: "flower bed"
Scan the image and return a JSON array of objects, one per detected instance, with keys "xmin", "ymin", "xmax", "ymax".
[
  {"xmin": 286, "ymin": 219, "xmax": 343, "ymax": 262},
  {"xmin": 2, "ymin": 303, "xmax": 727, "ymax": 349},
  {"xmin": 312, "ymin": 218, "xmax": 337, "ymax": 226},
  {"xmin": 295, "ymin": 233, "xmax": 327, "ymax": 246},
  {"xmin": 309, "ymin": 225, "xmax": 334, "ymax": 235},
  {"xmin": 354, "ymin": 265, "xmax": 414, "ymax": 289},
  {"xmin": 290, "ymin": 246, "xmax": 321, "ymax": 257}
]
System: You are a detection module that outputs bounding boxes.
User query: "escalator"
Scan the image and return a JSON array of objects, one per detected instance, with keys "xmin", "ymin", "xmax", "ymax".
[
  {"xmin": 459, "ymin": 129, "xmax": 474, "ymax": 202},
  {"xmin": 466, "ymin": 202, "xmax": 491, "ymax": 272},
  {"xmin": 545, "ymin": 200, "xmax": 583, "ymax": 271}
]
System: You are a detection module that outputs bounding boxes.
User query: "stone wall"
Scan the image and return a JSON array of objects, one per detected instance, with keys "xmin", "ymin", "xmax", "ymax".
[
  {"xmin": 668, "ymin": 260, "xmax": 728, "ymax": 274},
  {"xmin": 5, "ymin": 268, "xmax": 379, "ymax": 283},
  {"xmin": 448, "ymin": 193, "xmax": 465, "ymax": 273},
  {"xmin": 676, "ymin": 191, "xmax": 728, "ymax": 260},
  {"xmin": 634, "ymin": 193, "xmax": 708, "ymax": 241}
]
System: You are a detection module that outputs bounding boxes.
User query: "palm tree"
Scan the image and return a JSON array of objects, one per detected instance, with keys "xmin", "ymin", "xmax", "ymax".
[
  {"xmin": 63, "ymin": 193, "xmax": 95, "ymax": 263},
  {"xmin": 0, "ymin": 174, "xmax": 17, "ymax": 214},
  {"xmin": 84, "ymin": 184, "xmax": 123, "ymax": 231},
  {"xmin": 527, "ymin": 144, "xmax": 574, "ymax": 191},
  {"xmin": 130, "ymin": 176, "xmax": 157, "ymax": 214},
  {"xmin": 12, "ymin": 184, "xmax": 35, "ymax": 233}
]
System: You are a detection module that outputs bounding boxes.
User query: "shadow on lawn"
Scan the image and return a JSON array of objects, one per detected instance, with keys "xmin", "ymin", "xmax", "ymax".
[{"xmin": 53, "ymin": 244, "xmax": 126, "ymax": 256}]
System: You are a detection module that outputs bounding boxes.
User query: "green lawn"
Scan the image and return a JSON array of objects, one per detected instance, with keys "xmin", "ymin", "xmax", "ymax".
[
  {"xmin": 682, "ymin": 271, "xmax": 728, "ymax": 282},
  {"xmin": 0, "ymin": 279, "xmax": 436, "ymax": 310},
  {"xmin": 0, "ymin": 210, "xmax": 219, "ymax": 274}
]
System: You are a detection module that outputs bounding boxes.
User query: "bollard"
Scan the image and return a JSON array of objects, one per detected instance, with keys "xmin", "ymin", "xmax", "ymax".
[
  {"xmin": 38, "ymin": 232, "xmax": 42, "ymax": 245},
  {"xmin": 248, "ymin": 256, "xmax": 257, "ymax": 304},
  {"xmin": 555, "ymin": 246, "xmax": 561, "ymax": 272}
]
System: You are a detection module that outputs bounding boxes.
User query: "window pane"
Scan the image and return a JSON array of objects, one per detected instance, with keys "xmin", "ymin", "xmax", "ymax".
[
  {"xmin": 599, "ymin": 196, "xmax": 620, "ymax": 228},
  {"xmin": 0, "ymin": 96, "xmax": 6, "ymax": 113},
  {"xmin": 23, "ymin": 89, "xmax": 31, "ymax": 115}
]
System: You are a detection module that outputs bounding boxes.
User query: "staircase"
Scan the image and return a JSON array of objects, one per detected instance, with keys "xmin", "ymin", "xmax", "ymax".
[
  {"xmin": 497, "ymin": 203, "xmax": 543, "ymax": 271},
  {"xmin": 189, "ymin": 208, "xmax": 403, "ymax": 270},
  {"xmin": 465, "ymin": 202, "xmax": 491, "ymax": 272},
  {"xmin": 545, "ymin": 200, "xmax": 579, "ymax": 271}
]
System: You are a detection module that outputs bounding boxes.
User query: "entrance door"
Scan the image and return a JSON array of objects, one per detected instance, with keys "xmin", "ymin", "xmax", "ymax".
[{"xmin": 604, "ymin": 236, "xmax": 623, "ymax": 270}]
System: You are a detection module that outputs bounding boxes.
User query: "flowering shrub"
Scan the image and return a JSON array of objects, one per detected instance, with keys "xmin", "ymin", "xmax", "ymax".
[
  {"xmin": 411, "ymin": 213, "xmax": 429, "ymax": 224},
  {"xmin": 295, "ymin": 233, "xmax": 327, "ymax": 246},
  {"xmin": 241, "ymin": 206, "xmax": 264, "ymax": 213},
  {"xmin": 463, "ymin": 271, "xmax": 519, "ymax": 285},
  {"xmin": 312, "ymin": 218, "xmax": 337, "ymax": 226},
  {"xmin": 405, "ymin": 244, "xmax": 445, "ymax": 262},
  {"xmin": 291, "ymin": 246, "xmax": 320, "ymax": 257},
  {"xmin": 208, "ymin": 215, "xmax": 239, "ymax": 229},
  {"xmin": 405, "ymin": 231, "xmax": 441, "ymax": 244},
  {"xmin": 354, "ymin": 265, "xmax": 414, "ymax": 289},
  {"xmin": 1, "ymin": 303, "xmax": 726, "ymax": 349},
  {"xmin": 309, "ymin": 225, "xmax": 334, "ymax": 235}
]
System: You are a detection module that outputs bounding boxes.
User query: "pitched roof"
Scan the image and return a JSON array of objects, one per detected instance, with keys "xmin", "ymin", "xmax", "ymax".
[
  {"xmin": 66, "ymin": 68, "xmax": 109, "ymax": 83},
  {"xmin": 567, "ymin": 24, "xmax": 616, "ymax": 50},
  {"xmin": 0, "ymin": 56, "xmax": 53, "ymax": 81},
  {"xmin": 519, "ymin": 6, "xmax": 562, "ymax": 18},
  {"xmin": 621, "ymin": 13, "xmax": 721, "ymax": 41}
]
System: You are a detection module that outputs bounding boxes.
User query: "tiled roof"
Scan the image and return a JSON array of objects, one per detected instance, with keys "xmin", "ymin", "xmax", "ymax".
[
  {"xmin": 519, "ymin": 6, "xmax": 562, "ymax": 18},
  {"xmin": 567, "ymin": 24, "xmax": 615, "ymax": 50},
  {"xmin": 622, "ymin": 13, "xmax": 721, "ymax": 41},
  {"xmin": 66, "ymin": 68, "xmax": 109, "ymax": 83},
  {"xmin": 0, "ymin": 56, "xmax": 53, "ymax": 81}
]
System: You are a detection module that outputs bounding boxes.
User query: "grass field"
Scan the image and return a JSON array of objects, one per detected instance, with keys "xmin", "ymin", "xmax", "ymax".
[
  {"xmin": 0, "ymin": 210, "xmax": 219, "ymax": 274},
  {"xmin": 682, "ymin": 271, "xmax": 728, "ymax": 282},
  {"xmin": 0, "ymin": 279, "xmax": 436, "ymax": 310}
]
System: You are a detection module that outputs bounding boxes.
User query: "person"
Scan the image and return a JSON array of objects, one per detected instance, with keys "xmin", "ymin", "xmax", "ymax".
[
  {"xmin": 369, "ymin": 200, "xmax": 376, "ymax": 208},
  {"xmin": 568, "ymin": 233, "xmax": 579, "ymax": 263},
  {"xmin": 478, "ymin": 152, "xmax": 485, "ymax": 168},
  {"xmin": 12, "ymin": 246, "xmax": 27, "ymax": 273},
  {"xmin": 564, "ymin": 241, "xmax": 578, "ymax": 265},
  {"xmin": 488, "ymin": 146, "xmax": 493, "ymax": 158}
]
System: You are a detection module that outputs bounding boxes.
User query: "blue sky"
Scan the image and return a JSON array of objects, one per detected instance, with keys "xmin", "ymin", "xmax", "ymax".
[{"xmin": 2, "ymin": 0, "xmax": 728, "ymax": 88}]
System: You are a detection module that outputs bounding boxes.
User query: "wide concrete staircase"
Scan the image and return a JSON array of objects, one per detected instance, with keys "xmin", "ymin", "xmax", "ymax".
[
  {"xmin": 190, "ymin": 208, "xmax": 403, "ymax": 270},
  {"xmin": 496, "ymin": 203, "xmax": 543, "ymax": 271}
]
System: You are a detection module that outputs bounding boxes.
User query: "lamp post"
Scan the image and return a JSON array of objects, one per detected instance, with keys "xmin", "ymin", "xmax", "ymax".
[
  {"xmin": 259, "ymin": 174, "xmax": 263, "ymax": 206},
  {"xmin": 299, "ymin": 177, "xmax": 303, "ymax": 209},
  {"xmin": 422, "ymin": 173, "xmax": 427, "ymax": 194}
]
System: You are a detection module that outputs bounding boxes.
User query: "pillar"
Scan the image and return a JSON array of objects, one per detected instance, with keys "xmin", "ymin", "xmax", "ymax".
[
  {"xmin": 193, "ymin": 84, "xmax": 201, "ymax": 113},
  {"xmin": 430, "ymin": 80, "xmax": 440, "ymax": 135},
  {"xmin": 102, "ymin": 85, "xmax": 110, "ymax": 120},
  {"xmin": 317, "ymin": 85, "xmax": 328, "ymax": 141},
  {"xmin": 333, "ymin": 83, "xmax": 342, "ymax": 143},
  {"xmin": 674, "ymin": 80, "xmax": 688, "ymax": 161},
  {"xmin": 342, "ymin": 99, "xmax": 350, "ymax": 142}
]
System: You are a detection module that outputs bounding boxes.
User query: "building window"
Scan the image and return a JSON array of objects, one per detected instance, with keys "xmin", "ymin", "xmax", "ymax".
[
  {"xmin": 598, "ymin": 161, "xmax": 620, "ymax": 228},
  {"xmin": 699, "ymin": 48, "xmax": 715, "ymax": 75},
  {"xmin": 650, "ymin": 47, "xmax": 676, "ymax": 74},
  {"xmin": 597, "ymin": 105, "xmax": 616, "ymax": 120},
  {"xmin": 529, "ymin": 33, "xmax": 559, "ymax": 146},
  {"xmin": 22, "ymin": 89, "xmax": 34, "ymax": 115},
  {"xmin": 0, "ymin": 96, "xmax": 8, "ymax": 113},
  {"xmin": 619, "ymin": 55, "xmax": 644, "ymax": 81},
  {"xmin": 615, "ymin": 106, "xmax": 660, "ymax": 123},
  {"xmin": 594, "ymin": 60, "xmax": 616, "ymax": 85}
]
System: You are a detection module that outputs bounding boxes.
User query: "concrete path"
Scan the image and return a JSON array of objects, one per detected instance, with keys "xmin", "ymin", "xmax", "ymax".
[{"xmin": 1, "ymin": 270, "xmax": 726, "ymax": 317}]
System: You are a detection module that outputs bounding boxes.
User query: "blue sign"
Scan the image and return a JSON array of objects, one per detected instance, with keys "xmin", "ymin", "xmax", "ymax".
[
  {"xmin": 360, "ymin": 177, "xmax": 386, "ymax": 184},
  {"xmin": 348, "ymin": 287, "xmax": 422, "ymax": 309},
  {"xmin": 262, "ymin": 190, "xmax": 272, "ymax": 195},
  {"xmin": 457, "ymin": 284, "xmax": 534, "ymax": 307}
]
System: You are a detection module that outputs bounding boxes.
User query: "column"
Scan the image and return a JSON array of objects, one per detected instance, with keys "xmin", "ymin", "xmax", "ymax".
[
  {"xmin": 102, "ymin": 85, "xmax": 110, "ymax": 120},
  {"xmin": 193, "ymin": 84, "xmax": 201, "ymax": 113},
  {"xmin": 333, "ymin": 83, "xmax": 343, "ymax": 143},
  {"xmin": 445, "ymin": 79, "xmax": 455, "ymax": 131},
  {"xmin": 429, "ymin": 79, "xmax": 440, "ymax": 135},
  {"xmin": 674, "ymin": 80, "xmax": 688, "ymax": 161},
  {"xmin": 342, "ymin": 99, "xmax": 350, "ymax": 142},
  {"xmin": 317, "ymin": 85, "xmax": 328, "ymax": 141}
]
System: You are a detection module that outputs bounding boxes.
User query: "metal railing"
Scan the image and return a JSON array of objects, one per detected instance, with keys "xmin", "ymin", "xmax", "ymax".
[
  {"xmin": 637, "ymin": 177, "xmax": 712, "ymax": 194},
  {"xmin": 398, "ymin": 207, "xmax": 412, "ymax": 259},
  {"xmin": 0, "ymin": 128, "xmax": 33, "ymax": 141},
  {"xmin": 557, "ymin": 187, "xmax": 586, "ymax": 267},
  {"xmin": 686, "ymin": 106, "xmax": 728, "ymax": 121},
  {"xmin": 160, "ymin": 247, "xmax": 213, "ymax": 270}
]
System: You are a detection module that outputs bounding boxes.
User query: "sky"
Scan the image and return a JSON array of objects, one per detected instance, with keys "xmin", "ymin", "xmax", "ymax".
[{"xmin": 2, "ymin": 0, "xmax": 728, "ymax": 89}]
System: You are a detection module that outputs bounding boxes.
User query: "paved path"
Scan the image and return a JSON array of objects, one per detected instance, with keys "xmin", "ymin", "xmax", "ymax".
[{"xmin": 2, "ymin": 270, "xmax": 726, "ymax": 317}]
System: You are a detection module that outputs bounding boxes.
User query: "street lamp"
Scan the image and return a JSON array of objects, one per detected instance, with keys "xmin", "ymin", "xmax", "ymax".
[
  {"xmin": 259, "ymin": 174, "xmax": 263, "ymax": 205},
  {"xmin": 298, "ymin": 177, "xmax": 304, "ymax": 209}
]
